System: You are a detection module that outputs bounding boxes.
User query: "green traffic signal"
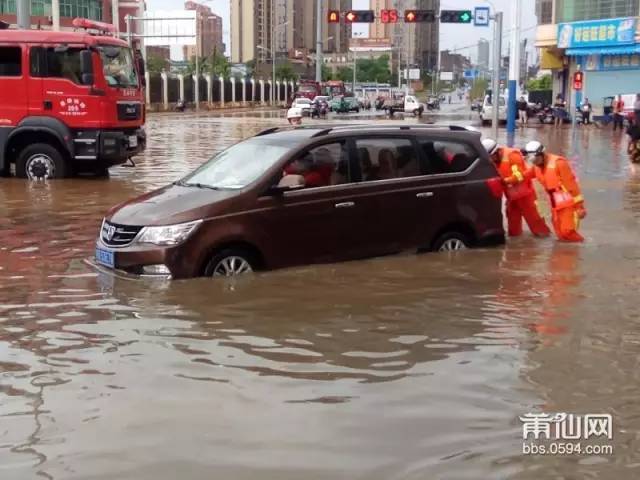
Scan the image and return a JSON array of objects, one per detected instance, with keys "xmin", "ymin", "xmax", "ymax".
[{"xmin": 440, "ymin": 9, "xmax": 473, "ymax": 23}]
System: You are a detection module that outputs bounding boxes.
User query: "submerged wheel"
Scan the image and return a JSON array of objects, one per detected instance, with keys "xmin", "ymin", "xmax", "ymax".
[
  {"xmin": 15, "ymin": 143, "xmax": 70, "ymax": 180},
  {"xmin": 204, "ymin": 248, "xmax": 257, "ymax": 277},
  {"xmin": 433, "ymin": 232, "xmax": 471, "ymax": 252}
]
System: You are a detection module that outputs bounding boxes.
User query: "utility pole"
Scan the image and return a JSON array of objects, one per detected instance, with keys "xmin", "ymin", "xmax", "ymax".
[
  {"xmin": 16, "ymin": 0, "xmax": 30, "ymax": 29},
  {"xmin": 352, "ymin": 49, "xmax": 356, "ymax": 94},
  {"xmin": 315, "ymin": 0, "xmax": 322, "ymax": 82},
  {"xmin": 506, "ymin": 0, "xmax": 521, "ymax": 134},
  {"xmin": 491, "ymin": 11, "xmax": 503, "ymax": 141},
  {"xmin": 52, "ymin": 0, "xmax": 60, "ymax": 30}
]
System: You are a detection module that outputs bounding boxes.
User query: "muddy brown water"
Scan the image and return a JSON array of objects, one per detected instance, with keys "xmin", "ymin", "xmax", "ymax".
[{"xmin": 1, "ymin": 112, "xmax": 640, "ymax": 479}]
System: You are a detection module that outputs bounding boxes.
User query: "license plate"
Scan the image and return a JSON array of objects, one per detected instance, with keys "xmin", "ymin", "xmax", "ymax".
[
  {"xmin": 129, "ymin": 135, "xmax": 138, "ymax": 148},
  {"xmin": 95, "ymin": 247, "xmax": 115, "ymax": 268}
]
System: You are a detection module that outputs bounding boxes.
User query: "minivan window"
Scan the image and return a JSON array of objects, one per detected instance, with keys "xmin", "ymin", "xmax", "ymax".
[
  {"xmin": 282, "ymin": 142, "xmax": 351, "ymax": 188},
  {"xmin": 0, "ymin": 47, "xmax": 22, "ymax": 76},
  {"xmin": 355, "ymin": 138, "xmax": 419, "ymax": 180},
  {"xmin": 179, "ymin": 139, "xmax": 289, "ymax": 190},
  {"xmin": 420, "ymin": 140, "xmax": 478, "ymax": 175}
]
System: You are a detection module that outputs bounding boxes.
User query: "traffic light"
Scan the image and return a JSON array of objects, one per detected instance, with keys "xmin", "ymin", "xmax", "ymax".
[
  {"xmin": 573, "ymin": 71, "xmax": 584, "ymax": 90},
  {"xmin": 328, "ymin": 10, "xmax": 340, "ymax": 23},
  {"xmin": 381, "ymin": 9, "xmax": 399, "ymax": 23},
  {"xmin": 440, "ymin": 10, "xmax": 473, "ymax": 23},
  {"xmin": 404, "ymin": 9, "xmax": 435, "ymax": 23},
  {"xmin": 344, "ymin": 10, "xmax": 375, "ymax": 23}
]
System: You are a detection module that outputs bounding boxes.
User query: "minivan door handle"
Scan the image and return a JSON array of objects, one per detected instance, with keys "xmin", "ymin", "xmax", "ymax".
[
  {"xmin": 335, "ymin": 201, "xmax": 355, "ymax": 208},
  {"xmin": 416, "ymin": 192, "xmax": 434, "ymax": 198}
]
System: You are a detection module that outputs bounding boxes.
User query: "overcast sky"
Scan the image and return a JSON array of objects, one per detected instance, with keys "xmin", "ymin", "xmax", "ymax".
[{"xmin": 146, "ymin": 0, "xmax": 538, "ymax": 64}]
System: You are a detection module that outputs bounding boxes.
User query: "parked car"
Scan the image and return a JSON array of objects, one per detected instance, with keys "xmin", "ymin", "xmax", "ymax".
[
  {"xmin": 479, "ymin": 94, "xmax": 507, "ymax": 126},
  {"xmin": 94, "ymin": 125, "xmax": 505, "ymax": 279},
  {"xmin": 291, "ymin": 97, "xmax": 313, "ymax": 115},
  {"xmin": 470, "ymin": 98, "xmax": 482, "ymax": 111}
]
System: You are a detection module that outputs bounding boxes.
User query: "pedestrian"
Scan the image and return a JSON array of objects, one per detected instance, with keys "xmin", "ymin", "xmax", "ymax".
[
  {"xmin": 523, "ymin": 141, "xmax": 586, "ymax": 242},
  {"xmin": 580, "ymin": 97, "xmax": 592, "ymax": 125},
  {"xmin": 286, "ymin": 107, "xmax": 303, "ymax": 125},
  {"xmin": 448, "ymin": 95, "xmax": 451, "ymax": 104},
  {"xmin": 633, "ymin": 93, "xmax": 640, "ymax": 125},
  {"xmin": 626, "ymin": 121, "xmax": 640, "ymax": 164},
  {"xmin": 482, "ymin": 138, "xmax": 550, "ymax": 237},
  {"xmin": 613, "ymin": 94, "xmax": 625, "ymax": 131},
  {"xmin": 517, "ymin": 96, "xmax": 528, "ymax": 126},
  {"xmin": 553, "ymin": 94, "xmax": 566, "ymax": 128}
]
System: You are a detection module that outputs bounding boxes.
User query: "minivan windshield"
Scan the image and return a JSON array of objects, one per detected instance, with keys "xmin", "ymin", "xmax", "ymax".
[{"xmin": 178, "ymin": 139, "xmax": 290, "ymax": 190}]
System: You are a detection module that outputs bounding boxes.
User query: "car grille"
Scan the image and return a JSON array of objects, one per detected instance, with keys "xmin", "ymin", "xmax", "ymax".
[
  {"xmin": 101, "ymin": 220, "xmax": 142, "ymax": 247},
  {"xmin": 117, "ymin": 102, "xmax": 142, "ymax": 121}
]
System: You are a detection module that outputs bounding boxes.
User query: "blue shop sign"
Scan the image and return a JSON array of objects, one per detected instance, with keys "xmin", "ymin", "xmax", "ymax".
[
  {"xmin": 557, "ymin": 17, "xmax": 637, "ymax": 49},
  {"xmin": 583, "ymin": 53, "xmax": 640, "ymax": 71}
]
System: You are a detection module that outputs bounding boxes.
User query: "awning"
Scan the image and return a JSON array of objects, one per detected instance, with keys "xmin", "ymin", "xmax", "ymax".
[{"xmin": 567, "ymin": 44, "xmax": 640, "ymax": 56}]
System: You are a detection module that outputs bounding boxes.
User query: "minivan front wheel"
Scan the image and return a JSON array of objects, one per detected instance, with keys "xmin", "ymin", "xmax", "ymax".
[
  {"xmin": 433, "ymin": 232, "xmax": 470, "ymax": 252},
  {"xmin": 205, "ymin": 248, "xmax": 256, "ymax": 277}
]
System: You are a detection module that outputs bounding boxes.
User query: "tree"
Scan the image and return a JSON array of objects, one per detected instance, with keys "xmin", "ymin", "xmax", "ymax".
[
  {"xmin": 527, "ymin": 74, "xmax": 552, "ymax": 91},
  {"xmin": 336, "ymin": 66, "xmax": 353, "ymax": 83},
  {"xmin": 275, "ymin": 61, "xmax": 298, "ymax": 80},
  {"xmin": 354, "ymin": 55, "xmax": 392, "ymax": 84},
  {"xmin": 146, "ymin": 53, "xmax": 167, "ymax": 75},
  {"xmin": 208, "ymin": 52, "xmax": 231, "ymax": 78},
  {"xmin": 470, "ymin": 78, "xmax": 489, "ymax": 100},
  {"xmin": 321, "ymin": 64, "xmax": 333, "ymax": 81}
]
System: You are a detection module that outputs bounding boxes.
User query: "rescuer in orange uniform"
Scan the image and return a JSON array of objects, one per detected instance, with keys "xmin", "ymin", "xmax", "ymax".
[
  {"xmin": 482, "ymin": 138, "xmax": 551, "ymax": 237},
  {"xmin": 523, "ymin": 141, "xmax": 586, "ymax": 242}
]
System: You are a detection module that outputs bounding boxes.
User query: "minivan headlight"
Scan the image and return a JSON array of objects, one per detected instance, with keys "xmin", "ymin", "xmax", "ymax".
[{"xmin": 136, "ymin": 220, "xmax": 202, "ymax": 246}]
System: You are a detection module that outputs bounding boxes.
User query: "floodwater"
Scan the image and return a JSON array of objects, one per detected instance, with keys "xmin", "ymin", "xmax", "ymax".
[{"xmin": 2, "ymin": 108, "xmax": 640, "ymax": 480}]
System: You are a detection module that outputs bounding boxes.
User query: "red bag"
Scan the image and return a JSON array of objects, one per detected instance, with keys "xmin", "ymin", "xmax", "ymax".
[{"xmin": 504, "ymin": 182, "xmax": 533, "ymax": 201}]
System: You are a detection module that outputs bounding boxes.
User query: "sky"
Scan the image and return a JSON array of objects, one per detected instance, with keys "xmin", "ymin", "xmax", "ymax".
[{"xmin": 146, "ymin": 0, "xmax": 538, "ymax": 65}]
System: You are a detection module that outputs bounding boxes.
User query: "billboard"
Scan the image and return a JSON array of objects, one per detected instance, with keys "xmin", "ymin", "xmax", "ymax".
[
  {"xmin": 440, "ymin": 71, "xmax": 454, "ymax": 81},
  {"xmin": 557, "ymin": 17, "xmax": 636, "ymax": 49},
  {"xmin": 403, "ymin": 68, "xmax": 421, "ymax": 80},
  {"xmin": 144, "ymin": 11, "xmax": 197, "ymax": 46}
]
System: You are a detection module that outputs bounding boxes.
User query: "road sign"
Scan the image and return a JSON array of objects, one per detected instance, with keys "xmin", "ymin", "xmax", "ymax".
[
  {"xmin": 463, "ymin": 69, "xmax": 479, "ymax": 79},
  {"xmin": 403, "ymin": 68, "xmax": 421, "ymax": 80},
  {"xmin": 404, "ymin": 9, "xmax": 435, "ymax": 22},
  {"xmin": 381, "ymin": 9, "xmax": 399, "ymax": 23},
  {"xmin": 474, "ymin": 7, "xmax": 490, "ymax": 27},
  {"xmin": 440, "ymin": 71, "xmax": 454, "ymax": 81},
  {"xmin": 440, "ymin": 10, "xmax": 472, "ymax": 23},
  {"xmin": 344, "ymin": 10, "xmax": 375, "ymax": 23}
]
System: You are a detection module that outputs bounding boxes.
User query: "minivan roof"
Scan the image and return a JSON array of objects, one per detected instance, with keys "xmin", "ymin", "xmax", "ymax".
[{"xmin": 255, "ymin": 124, "xmax": 481, "ymax": 140}]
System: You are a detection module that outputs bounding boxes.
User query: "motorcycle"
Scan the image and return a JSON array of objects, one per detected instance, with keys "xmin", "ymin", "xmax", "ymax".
[
  {"xmin": 537, "ymin": 106, "xmax": 554, "ymax": 124},
  {"xmin": 426, "ymin": 97, "xmax": 440, "ymax": 111},
  {"xmin": 311, "ymin": 100, "xmax": 328, "ymax": 119},
  {"xmin": 175, "ymin": 100, "xmax": 186, "ymax": 112}
]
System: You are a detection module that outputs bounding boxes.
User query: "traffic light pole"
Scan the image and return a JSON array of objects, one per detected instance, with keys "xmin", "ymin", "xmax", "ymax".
[
  {"xmin": 506, "ymin": 0, "xmax": 521, "ymax": 135},
  {"xmin": 315, "ymin": 0, "xmax": 322, "ymax": 82},
  {"xmin": 491, "ymin": 11, "xmax": 502, "ymax": 141}
]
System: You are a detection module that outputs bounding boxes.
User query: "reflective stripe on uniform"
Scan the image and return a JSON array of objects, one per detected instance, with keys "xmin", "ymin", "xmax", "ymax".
[
  {"xmin": 511, "ymin": 165, "xmax": 524, "ymax": 182},
  {"xmin": 573, "ymin": 194, "xmax": 584, "ymax": 204}
]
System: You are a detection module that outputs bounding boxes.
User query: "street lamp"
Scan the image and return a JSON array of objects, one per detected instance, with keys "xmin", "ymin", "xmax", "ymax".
[{"xmin": 259, "ymin": 21, "xmax": 289, "ymax": 105}]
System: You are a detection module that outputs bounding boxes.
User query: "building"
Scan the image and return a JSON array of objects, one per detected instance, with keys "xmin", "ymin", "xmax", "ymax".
[
  {"xmin": 368, "ymin": 0, "xmax": 439, "ymax": 74},
  {"xmin": 183, "ymin": 1, "xmax": 223, "ymax": 60},
  {"xmin": 439, "ymin": 49, "xmax": 471, "ymax": 82},
  {"xmin": 477, "ymin": 38, "xmax": 490, "ymax": 70},
  {"xmin": 0, "ymin": 0, "xmax": 144, "ymax": 44},
  {"xmin": 535, "ymin": 0, "xmax": 640, "ymax": 110},
  {"xmin": 231, "ymin": 0, "xmax": 351, "ymax": 65}
]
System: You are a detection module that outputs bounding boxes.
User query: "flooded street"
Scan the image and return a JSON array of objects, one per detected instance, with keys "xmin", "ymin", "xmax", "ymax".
[{"xmin": 2, "ymin": 109, "xmax": 640, "ymax": 479}]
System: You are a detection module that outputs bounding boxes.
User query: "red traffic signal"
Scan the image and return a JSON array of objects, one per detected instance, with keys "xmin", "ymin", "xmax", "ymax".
[
  {"xmin": 573, "ymin": 71, "xmax": 584, "ymax": 90},
  {"xmin": 328, "ymin": 10, "xmax": 340, "ymax": 23},
  {"xmin": 344, "ymin": 10, "xmax": 375, "ymax": 23},
  {"xmin": 381, "ymin": 9, "xmax": 398, "ymax": 23},
  {"xmin": 404, "ymin": 9, "xmax": 435, "ymax": 22}
]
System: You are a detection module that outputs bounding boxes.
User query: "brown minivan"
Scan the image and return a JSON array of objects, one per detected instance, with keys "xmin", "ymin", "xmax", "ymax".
[{"xmin": 95, "ymin": 125, "xmax": 505, "ymax": 279}]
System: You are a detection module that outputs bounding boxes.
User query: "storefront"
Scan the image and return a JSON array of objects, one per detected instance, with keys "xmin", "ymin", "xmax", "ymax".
[{"xmin": 557, "ymin": 16, "xmax": 640, "ymax": 110}]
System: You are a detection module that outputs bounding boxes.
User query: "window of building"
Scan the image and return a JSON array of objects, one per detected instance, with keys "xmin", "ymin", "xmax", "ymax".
[
  {"xmin": 556, "ymin": 0, "xmax": 639, "ymax": 22},
  {"xmin": 0, "ymin": 47, "xmax": 22, "ymax": 76},
  {"xmin": 535, "ymin": 0, "xmax": 553, "ymax": 24},
  {"xmin": 419, "ymin": 140, "xmax": 478, "ymax": 175},
  {"xmin": 0, "ymin": 0, "xmax": 16, "ymax": 14},
  {"xmin": 355, "ymin": 138, "xmax": 420, "ymax": 181}
]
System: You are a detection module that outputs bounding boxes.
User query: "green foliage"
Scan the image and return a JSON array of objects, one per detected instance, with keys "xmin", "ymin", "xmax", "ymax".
[
  {"xmin": 527, "ymin": 74, "xmax": 552, "ymax": 91},
  {"xmin": 321, "ymin": 64, "xmax": 333, "ymax": 81},
  {"xmin": 336, "ymin": 66, "xmax": 353, "ymax": 83},
  {"xmin": 183, "ymin": 52, "xmax": 231, "ymax": 78},
  {"xmin": 470, "ymin": 78, "xmax": 489, "ymax": 100},
  {"xmin": 354, "ymin": 55, "xmax": 391, "ymax": 84},
  {"xmin": 146, "ymin": 53, "xmax": 167, "ymax": 75},
  {"xmin": 275, "ymin": 61, "xmax": 298, "ymax": 80}
]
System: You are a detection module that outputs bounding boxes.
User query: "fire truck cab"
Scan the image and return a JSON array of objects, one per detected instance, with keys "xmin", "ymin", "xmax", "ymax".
[{"xmin": 0, "ymin": 20, "xmax": 145, "ymax": 180}]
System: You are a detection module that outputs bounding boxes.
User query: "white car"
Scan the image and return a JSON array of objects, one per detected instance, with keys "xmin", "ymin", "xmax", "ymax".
[
  {"xmin": 479, "ymin": 94, "xmax": 507, "ymax": 126},
  {"xmin": 292, "ymin": 97, "xmax": 313, "ymax": 115}
]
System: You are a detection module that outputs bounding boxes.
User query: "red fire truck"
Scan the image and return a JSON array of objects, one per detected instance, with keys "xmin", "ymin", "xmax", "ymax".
[{"xmin": 0, "ymin": 19, "xmax": 146, "ymax": 180}]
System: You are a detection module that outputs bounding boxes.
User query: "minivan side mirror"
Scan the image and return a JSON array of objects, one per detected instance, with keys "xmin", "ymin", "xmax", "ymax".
[
  {"xmin": 80, "ymin": 50, "xmax": 94, "ymax": 85},
  {"xmin": 268, "ymin": 183, "xmax": 305, "ymax": 195}
]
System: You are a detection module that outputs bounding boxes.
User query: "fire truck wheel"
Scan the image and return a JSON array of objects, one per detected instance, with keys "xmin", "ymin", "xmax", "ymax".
[{"xmin": 16, "ymin": 143, "xmax": 70, "ymax": 180}]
